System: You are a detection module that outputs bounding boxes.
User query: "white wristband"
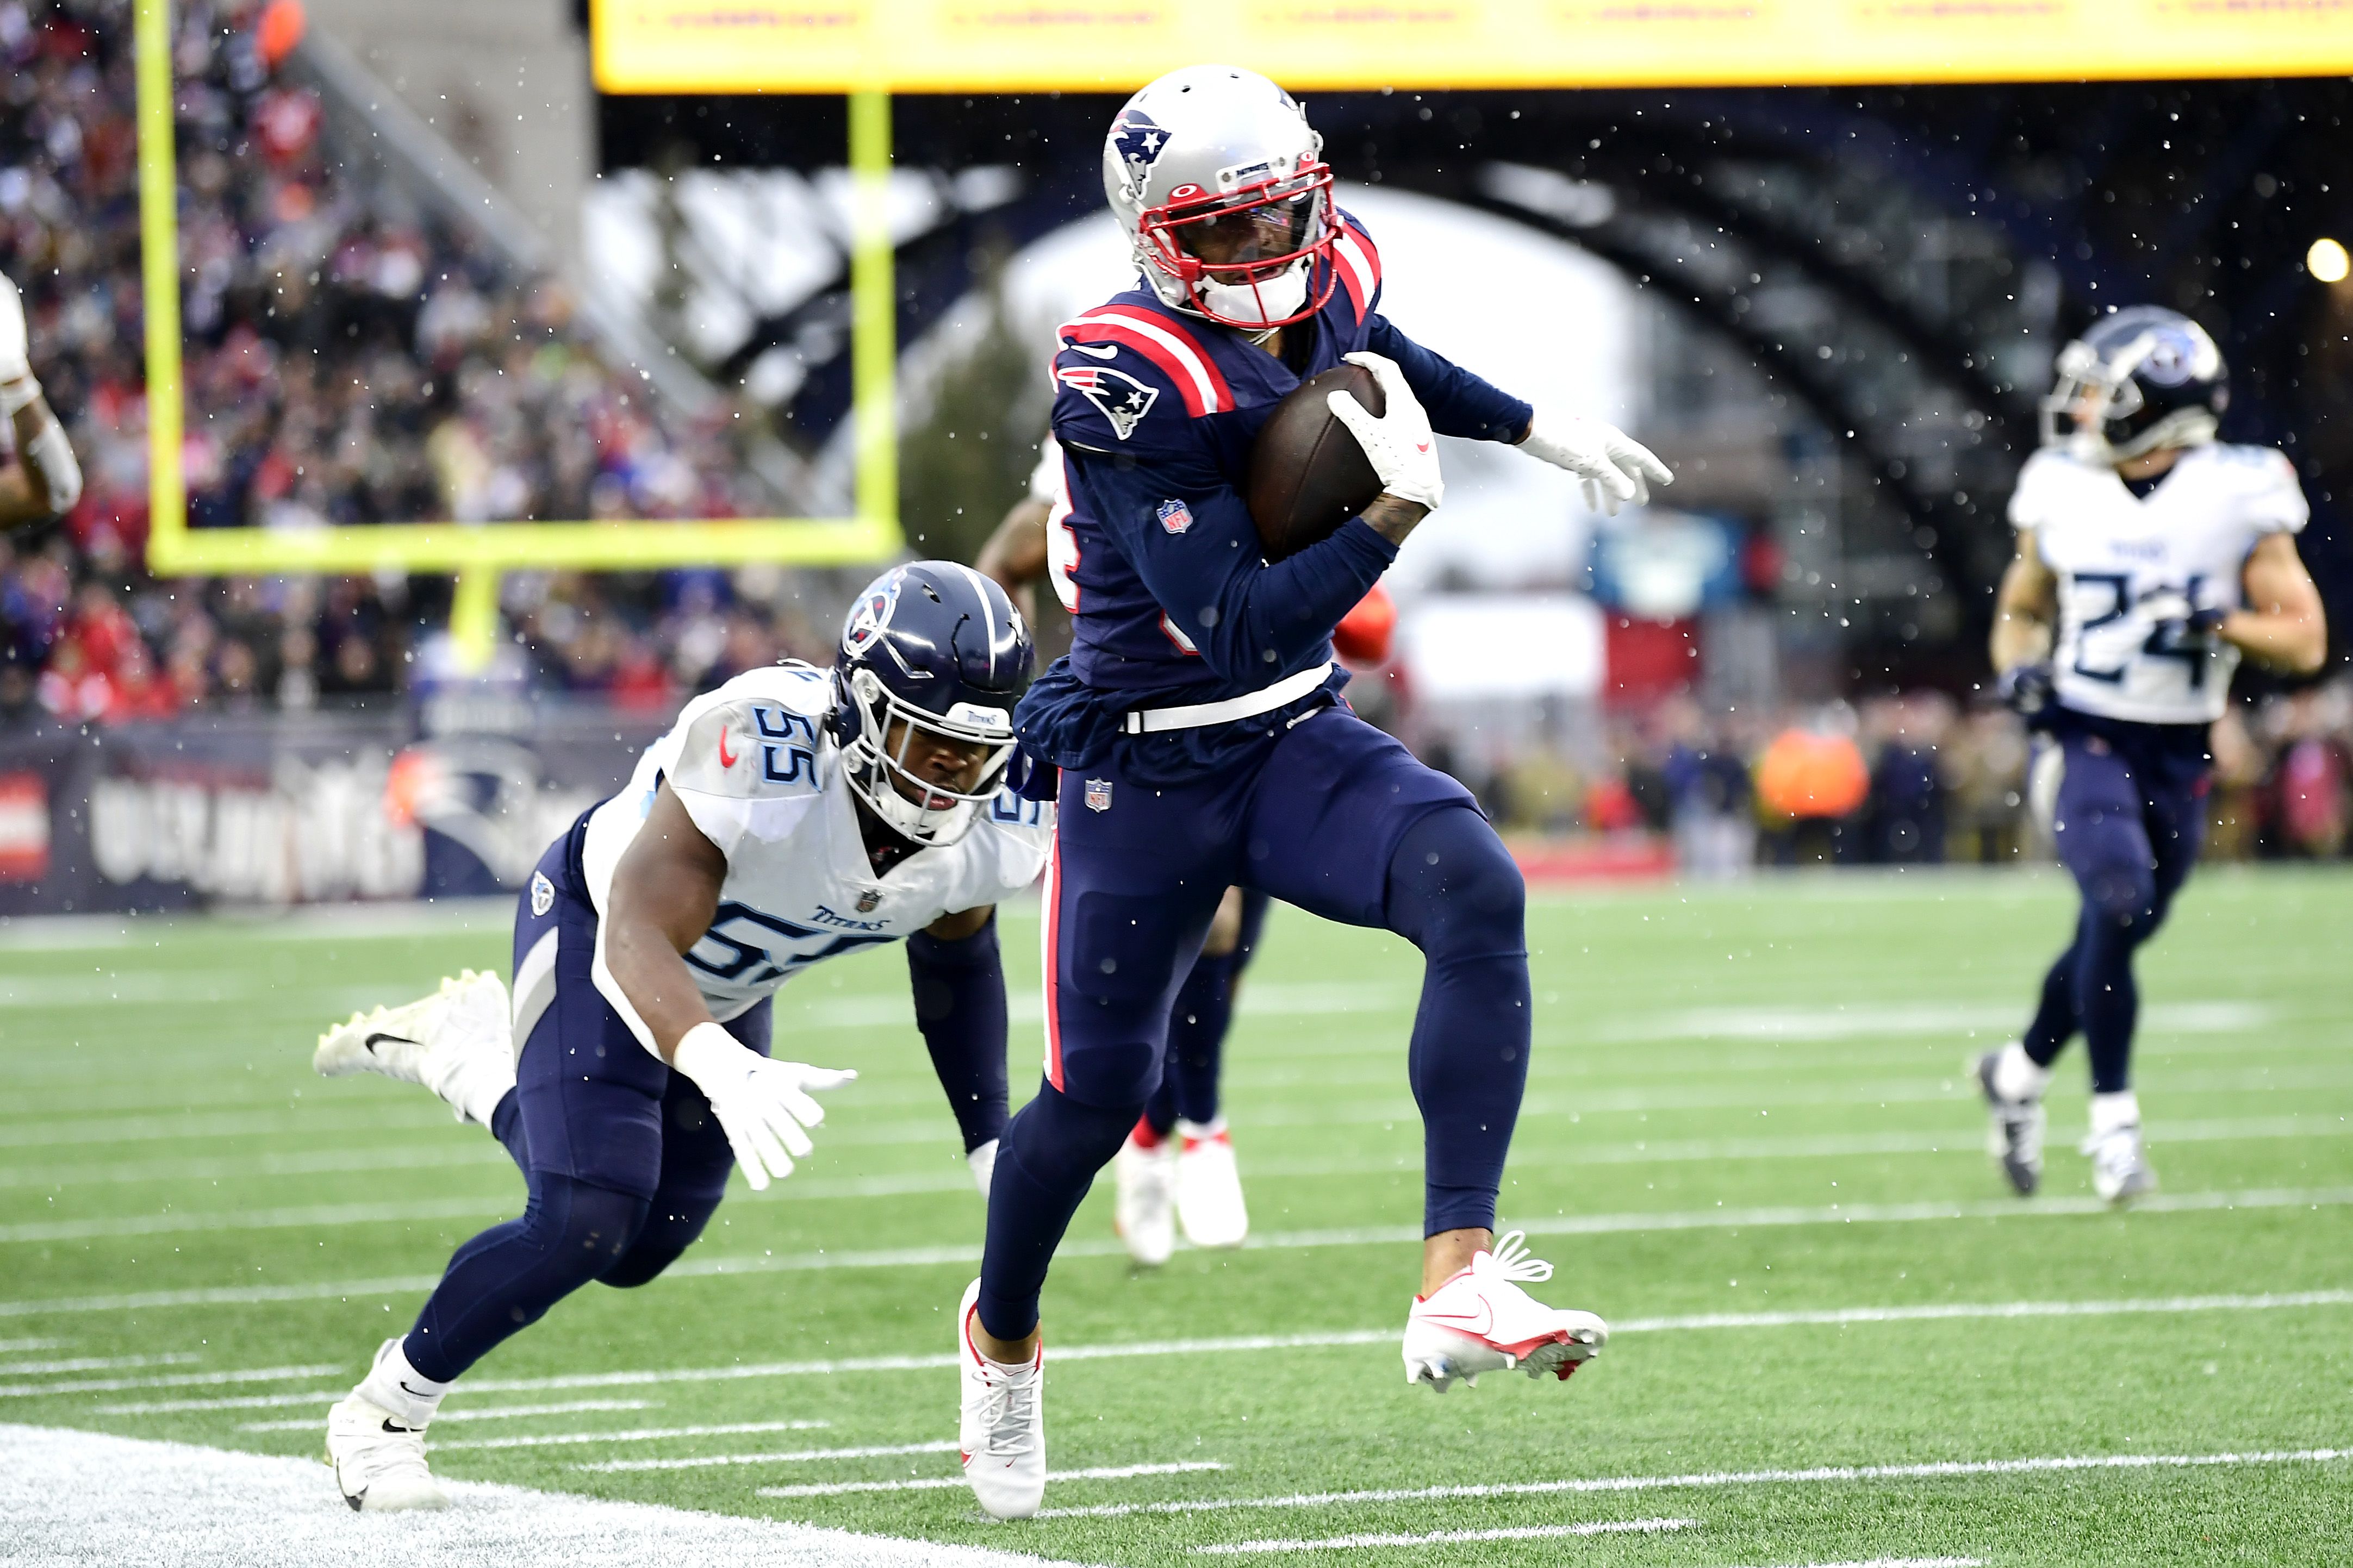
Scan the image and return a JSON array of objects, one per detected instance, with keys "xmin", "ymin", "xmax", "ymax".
[{"xmin": 670, "ymin": 1020, "xmax": 745, "ymax": 1084}]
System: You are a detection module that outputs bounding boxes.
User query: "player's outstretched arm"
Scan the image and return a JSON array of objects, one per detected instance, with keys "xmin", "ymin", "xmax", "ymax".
[
  {"xmin": 906, "ymin": 905, "xmax": 1011, "ymax": 1197},
  {"xmin": 2224, "ymin": 533, "xmax": 2329, "ymax": 675},
  {"xmin": 1362, "ymin": 312, "xmax": 1669, "ymax": 514},
  {"xmin": 0, "ymin": 270, "xmax": 80, "ymax": 526},
  {"xmin": 601, "ymin": 783, "xmax": 855, "ymax": 1189}
]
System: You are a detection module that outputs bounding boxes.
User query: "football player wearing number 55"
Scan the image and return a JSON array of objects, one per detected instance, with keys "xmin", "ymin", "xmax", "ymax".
[
  {"xmin": 306, "ymin": 563, "xmax": 1050, "ymax": 1512},
  {"xmin": 0, "ymin": 269, "xmax": 83, "ymax": 525},
  {"xmin": 1982, "ymin": 306, "xmax": 2326, "ymax": 1207}
]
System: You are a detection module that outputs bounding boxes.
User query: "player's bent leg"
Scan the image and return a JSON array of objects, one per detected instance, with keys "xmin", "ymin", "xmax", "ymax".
[
  {"xmin": 314, "ymin": 969, "xmax": 513, "ymax": 1127},
  {"xmin": 327, "ymin": 1173, "xmax": 650, "ymax": 1509}
]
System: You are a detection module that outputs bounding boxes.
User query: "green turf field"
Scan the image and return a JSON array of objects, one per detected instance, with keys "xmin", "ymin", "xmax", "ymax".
[{"xmin": 3, "ymin": 868, "xmax": 2348, "ymax": 1566}]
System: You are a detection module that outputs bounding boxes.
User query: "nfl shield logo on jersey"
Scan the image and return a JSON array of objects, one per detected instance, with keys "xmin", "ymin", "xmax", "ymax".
[
  {"xmin": 855, "ymin": 889, "xmax": 881, "ymax": 913},
  {"xmin": 1156, "ymin": 498, "xmax": 1193, "ymax": 535},
  {"xmin": 530, "ymin": 871, "xmax": 554, "ymax": 918},
  {"xmin": 1084, "ymin": 778, "xmax": 1114, "ymax": 813}
]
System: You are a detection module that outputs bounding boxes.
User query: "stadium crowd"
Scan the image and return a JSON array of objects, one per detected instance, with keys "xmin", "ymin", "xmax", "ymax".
[{"xmin": 0, "ymin": 0, "xmax": 771, "ymax": 726}]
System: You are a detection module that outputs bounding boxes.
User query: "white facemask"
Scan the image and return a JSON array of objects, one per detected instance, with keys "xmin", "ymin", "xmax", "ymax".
[{"xmin": 1196, "ymin": 260, "xmax": 1310, "ymax": 328}]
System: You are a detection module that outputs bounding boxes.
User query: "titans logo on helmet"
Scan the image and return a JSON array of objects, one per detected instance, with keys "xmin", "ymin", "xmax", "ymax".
[
  {"xmin": 1057, "ymin": 364, "xmax": 1160, "ymax": 441},
  {"xmin": 842, "ymin": 572, "xmax": 901, "ymax": 655},
  {"xmin": 1111, "ymin": 110, "xmax": 1171, "ymax": 197}
]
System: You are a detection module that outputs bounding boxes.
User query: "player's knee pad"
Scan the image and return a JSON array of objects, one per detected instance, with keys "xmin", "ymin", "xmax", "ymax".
[
  {"xmin": 1387, "ymin": 807, "xmax": 1526, "ymax": 961},
  {"xmin": 1057, "ymin": 1036, "xmax": 1163, "ymax": 1110},
  {"xmin": 523, "ymin": 1173, "xmax": 652, "ymax": 1289},
  {"xmin": 600, "ymin": 1186, "xmax": 724, "ymax": 1289}
]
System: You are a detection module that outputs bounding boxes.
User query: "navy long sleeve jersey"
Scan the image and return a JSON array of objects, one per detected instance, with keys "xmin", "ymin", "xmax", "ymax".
[{"xmin": 1015, "ymin": 214, "xmax": 1533, "ymax": 780}]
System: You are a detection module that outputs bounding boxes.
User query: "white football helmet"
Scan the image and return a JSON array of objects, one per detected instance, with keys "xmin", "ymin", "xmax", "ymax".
[{"xmin": 1102, "ymin": 65, "xmax": 1337, "ymax": 330}]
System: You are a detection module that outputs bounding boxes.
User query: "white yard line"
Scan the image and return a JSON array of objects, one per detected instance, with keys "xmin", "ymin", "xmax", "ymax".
[
  {"xmin": 1192, "ymin": 1518, "xmax": 1697, "ymax": 1553},
  {"xmin": 576, "ymin": 1439, "xmax": 961, "ymax": 1472},
  {"xmin": 1033, "ymin": 1447, "xmax": 2353, "ymax": 1519},
  {"xmin": 70, "ymin": 1286, "xmax": 2353, "ymax": 1412},
  {"xmin": 33, "ymin": 1111, "xmax": 2331, "ymax": 1198},
  {"xmin": 0, "ymin": 1196, "xmax": 514, "ymax": 1245},
  {"xmin": 240, "ymin": 1400, "xmax": 655, "ymax": 1431},
  {"xmin": 433, "ymin": 1420, "xmax": 830, "ymax": 1452},
  {"xmin": 0, "ymin": 1352, "xmax": 202, "ymax": 1374},
  {"xmin": 107, "ymin": 1389, "xmax": 346, "ymax": 1414},
  {"xmin": 0, "ymin": 1364, "xmax": 339, "ymax": 1398},
  {"xmin": 1, "ymin": 1421, "xmax": 1070, "ymax": 1568},
  {"xmin": 0, "ymin": 1336, "xmax": 60, "ymax": 1352},
  {"xmin": 757, "ymin": 1462, "xmax": 1225, "ymax": 1499},
  {"xmin": 12, "ymin": 1180, "xmax": 2351, "ymax": 1285}
]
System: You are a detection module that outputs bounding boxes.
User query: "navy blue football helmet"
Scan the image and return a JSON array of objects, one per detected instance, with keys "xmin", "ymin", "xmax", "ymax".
[
  {"xmin": 830, "ymin": 561, "xmax": 1032, "ymax": 846},
  {"xmin": 2040, "ymin": 305, "xmax": 2229, "ymax": 464}
]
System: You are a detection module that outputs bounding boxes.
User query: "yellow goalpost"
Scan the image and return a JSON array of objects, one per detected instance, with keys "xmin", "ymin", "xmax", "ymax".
[{"xmin": 132, "ymin": 0, "xmax": 906, "ymax": 671}]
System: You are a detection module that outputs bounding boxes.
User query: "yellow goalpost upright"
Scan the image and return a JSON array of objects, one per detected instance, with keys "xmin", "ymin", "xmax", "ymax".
[{"xmin": 131, "ymin": 0, "xmax": 906, "ymax": 672}]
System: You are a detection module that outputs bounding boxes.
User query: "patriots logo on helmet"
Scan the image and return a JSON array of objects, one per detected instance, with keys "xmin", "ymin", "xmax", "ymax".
[
  {"xmin": 1057, "ymin": 363, "xmax": 1160, "ymax": 441},
  {"xmin": 842, "ymin": 574, "xmax": 901, "ymax": 654},
  {"xmin": 1111, "ymin": 110, "xmax": 1171, "ymax": 195}
]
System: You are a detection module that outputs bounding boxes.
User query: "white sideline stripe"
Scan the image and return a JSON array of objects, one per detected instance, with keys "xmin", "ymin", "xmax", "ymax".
[
  {"xmin": 0, "ymin": 1363, "xmax": 338, "ymax": 1398},
  {"xmin": 576, "ymin": 1439, "xmax": 960, "ymax": 1472},
  {"xmin": 0, "ymin": 1105, "xmax": 452, "ymax": 1152},
  {"xmin": 108, "ymin": 1388, "xmax": 343, "ymax": 1413},
  {"xmin": 1193, "ymin": 1518, "xmax": 1697, "ymax": 1553},
  {"xmin": 0, "ymin": 1196, "xmax": 513, "ymax": 1244},
  {"xmin": 0, "ymin": 1336, "xmax": 60, "ymax": 1351},
  {"xmin": 758, "ymin": 1461, "xmax": 1224, "ymax": 1499},
  {"xmin": 15, "ymin": 1184, "xmax": 2353, "ymax": 1321},
  {"xmin": 0, "ymin": 1141, "xmax": 513, "ymax": 1190},
  {"xmin": 1032, "ymin": 1447, "xmax": 2353, "ymax": 1520},
  {"xmin": 94, "ymin": 1287, "xmax": 2353, "ymax": 1411},
  {"xmin": 0, "ymin": 1352, "xmax": 201, "ymax": 1374},
  {"xmin": 435, "ymin": 1419, "xmax": 830, "ymax": 1452},
  {"xmin": 0, "ymin": 1421, "xmax": 1078, "ymax": 1568},
  {"xmin": 240, "ymin": 1399, "xmax": 655, "ymax": 1431}
]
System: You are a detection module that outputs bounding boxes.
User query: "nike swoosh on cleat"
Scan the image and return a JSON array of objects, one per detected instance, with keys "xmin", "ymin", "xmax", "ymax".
[
  {"xmin": 399, "ymin": 1379, "xmax": 433, "ymax": 1398},
  {"xmin": 363, "ymin": 1034, "xmax": 418, "ymax": 1055},
  {"xmin": 379, "ymin": 1419, "xmax": 420, "ymax": 1434}
]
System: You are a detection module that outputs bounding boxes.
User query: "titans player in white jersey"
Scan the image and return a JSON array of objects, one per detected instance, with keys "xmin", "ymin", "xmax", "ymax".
[
  {"xmin": 1981, "ymin": 307, "xmax": 2326, "ymax": 1203},
  {"xmin": 308, "ymin": 563, "xmax": 1049, "ymax": 1511}
]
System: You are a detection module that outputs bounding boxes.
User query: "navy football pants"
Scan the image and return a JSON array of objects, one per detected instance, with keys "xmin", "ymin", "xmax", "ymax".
[
  {"xmin": 977, "ymin": 708, "xmax": 1530, "ymax": 1342},
  {"xmin": 2022, "ymin": 732, "xmax": 2207, "ymax": 1095},
  {"xmin": 402, "ymin": 821, "xmax": 765, "ymax": 1384},
  {"xmin": 1143, "ymin": 888, "xmax": 1270, "ymax": 1134}
]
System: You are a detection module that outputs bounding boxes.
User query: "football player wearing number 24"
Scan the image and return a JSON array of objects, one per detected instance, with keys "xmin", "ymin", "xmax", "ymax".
[
  {"xmin": 308, "ymin": 563, "xmax": 1051, "ymax": 1511},
  {"xmin": 955, "ymin": 65, "xmax": 1669, "ymax": 1521},
  {"xmin": 1980, "ymin": 307, "xmax": 2325, "ymax": 1208}
]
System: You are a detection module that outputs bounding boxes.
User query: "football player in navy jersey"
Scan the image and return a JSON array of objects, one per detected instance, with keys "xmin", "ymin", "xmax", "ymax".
[
  {"xmin": 306, "ymin": 564, "xmax": 1048, "ymax": 1512},
  {"xmin": 953, "ymin": 65, "xmax": 1671, "ymax": 1520},
  {"xmin": 1981, "ymin": 307, "xmax": 2326, "ymax": 1204}
]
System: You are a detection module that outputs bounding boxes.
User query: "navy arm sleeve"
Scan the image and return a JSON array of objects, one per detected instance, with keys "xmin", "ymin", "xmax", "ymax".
[
  {"xmin": 906, "ymin": 914, "xmax": 1010, "ymax": 1154},
  {"xmin": 1066, "ymin": 443, "xmax": 1397, "ymax": 686},
  {"xmin": 1366, "ymin": 314, "xmax": 1532, "ymax": 445}
]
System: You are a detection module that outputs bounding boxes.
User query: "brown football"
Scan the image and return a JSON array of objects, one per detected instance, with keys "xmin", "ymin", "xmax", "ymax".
[{"xmin": 1246, "ymin": 363, "xmax": 1385, "ymax": 562}]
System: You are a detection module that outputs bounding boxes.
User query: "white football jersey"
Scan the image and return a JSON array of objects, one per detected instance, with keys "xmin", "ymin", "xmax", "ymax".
[
  {"xmin": 578, "ymin": 663, "xmax": 1052, "ymax": 1028},
  {"xmin": 2010, "ymin": 442, "xmax": 2307, "ymax": 724}
]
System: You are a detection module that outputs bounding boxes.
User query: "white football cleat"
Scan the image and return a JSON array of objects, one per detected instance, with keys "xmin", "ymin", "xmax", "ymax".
[
  {"xmin": 325, "ymin": 1393, "xmax": 447, "ymax": 1512},
  {"xmin": 957, "ymin": 1277, "xmax": 1045, "ymax": 1520},
  {"xmin": 1974, "ymin": 1048, "xmax": 2045, "ymax": 1197},
  {"xmin": 1402, "ymin": 1230, "xmax": 1607, "ymax": 1392},
  {"xmin": 316, "ymin": 970, "xmax": 513, "ymax": 1125},
  {"xmin": 1113, "ymin": 1123, "xmax": 1176, "ymax": 1266},
  {"xmin": 2083, "ymin": 1122, "xmax": 2158, "ymax": 1205},
  {"xmin": 1175, "ymin": 1117, "xmax": 1249, "ymax": 1249}
]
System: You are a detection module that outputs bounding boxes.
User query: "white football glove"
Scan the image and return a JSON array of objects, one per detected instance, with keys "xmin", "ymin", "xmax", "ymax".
[
  {"xmin": 0, "ymin": 271, "xmax": 32, "ymax": 403},
  {"xmin": 1328, "ymin": 351, "xmax": 1443, "ymax": 511},
  {"xmin": 1519, "ymin": 410, "xmax": 1672, "ymax": 516},
  {"xmin": 967, "ymin": 1137, "xmax": 999, "ymax": 1198},
  {"xmin": 670, "ymin": 1022, "xmax": 855, "ymax": 1191}
]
